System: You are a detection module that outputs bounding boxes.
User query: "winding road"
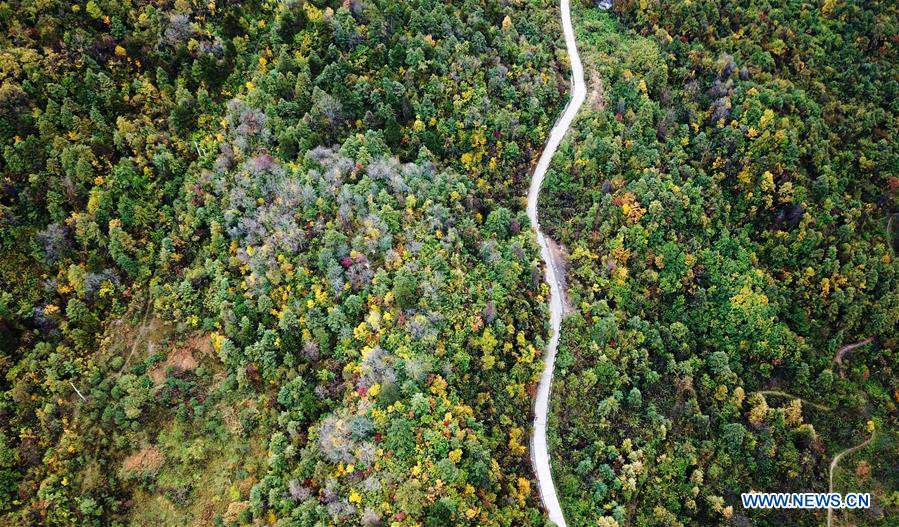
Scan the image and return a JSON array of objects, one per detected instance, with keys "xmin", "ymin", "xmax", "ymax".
[
  {"xmin": 528, "ymin": 1, "xmax": 586, "ymax": 525},
  {"xmin": 828, "ymin": 427, "xmax": 876, "ymax": 527}
]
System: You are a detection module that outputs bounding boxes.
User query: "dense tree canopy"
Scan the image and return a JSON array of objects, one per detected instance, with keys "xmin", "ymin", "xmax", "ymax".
[
  {"xmin": 1, "ymin": 0, "xmax": 896, "ymax": 526},
  {"xmin": 544, "ymin": 1, "xmax": 897, "ymax": 526},
  {"xmin": 0, "ymin": 0, "xmax": 568, "ymax": 525}
]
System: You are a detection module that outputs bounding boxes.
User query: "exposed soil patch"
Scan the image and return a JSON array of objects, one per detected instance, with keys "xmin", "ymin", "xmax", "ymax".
[
  {"xmin": 148, "ymin": 334, "xmax": 213, "ymax": 385},
  {"xmin": 223, "ymin": 501, "xmax": 249, "ymax": 524},
  {"xmin": 546, "ymin": 237, "xmax": 573, "ymax": 314},
  {"xmin": 587, "ymin": 68, "xmax": 605, "ymax": 110},
  {"xmin": 122, "ymin": 445, "xmax": 165, "ymax": 474}
]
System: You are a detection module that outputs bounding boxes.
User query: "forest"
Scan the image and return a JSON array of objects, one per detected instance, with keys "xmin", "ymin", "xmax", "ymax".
[
  {"xmin": 542, "ymin": 1, "xmax": 897, "ymax": 526},
  {"xmin": 0, "ymin": 0, "xmax": 568, "ymax": 525},
  {"xmin": 0, "ymin": 0, "xmax": 896, "ymax": 526}
]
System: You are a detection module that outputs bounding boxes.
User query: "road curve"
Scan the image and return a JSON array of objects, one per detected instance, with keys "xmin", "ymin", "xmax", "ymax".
[
  {"xmin": 827, "ymin": 427, "xmax": 876, "ymax": 527},
  {"xmin": 527, "ymin": 1, "xmax": 586, "ymax": 525}
]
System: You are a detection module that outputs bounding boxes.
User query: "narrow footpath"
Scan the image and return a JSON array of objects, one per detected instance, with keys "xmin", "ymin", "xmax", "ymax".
[
  {"xmin": 828, "ymin": 428, "xmax": 876, "ymax": 527},
  {"xmin": 527, "ymin": 1, "xmax": 586, "ymax": 525}
]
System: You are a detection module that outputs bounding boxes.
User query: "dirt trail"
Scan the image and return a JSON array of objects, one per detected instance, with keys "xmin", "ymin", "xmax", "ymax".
[
  {"xmin": 832, "ymin": 338, "xmax": 873, "ymax": 377},
  {"xmin": 828, "ymin": 428, "xmax": 876, "ymax": 527},
  {"xmin": 753, "ymin": 389, "xmax": 877, "ymax": 527},
  {"xmin": 752, "ymin": 390, "xmax": 833, "ymax": 412}
]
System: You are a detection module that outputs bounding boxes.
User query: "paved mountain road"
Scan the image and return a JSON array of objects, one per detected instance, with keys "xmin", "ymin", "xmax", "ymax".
[{"xmin": 527, "ymin": 1, "xmax": 586, "ymax": 525}]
